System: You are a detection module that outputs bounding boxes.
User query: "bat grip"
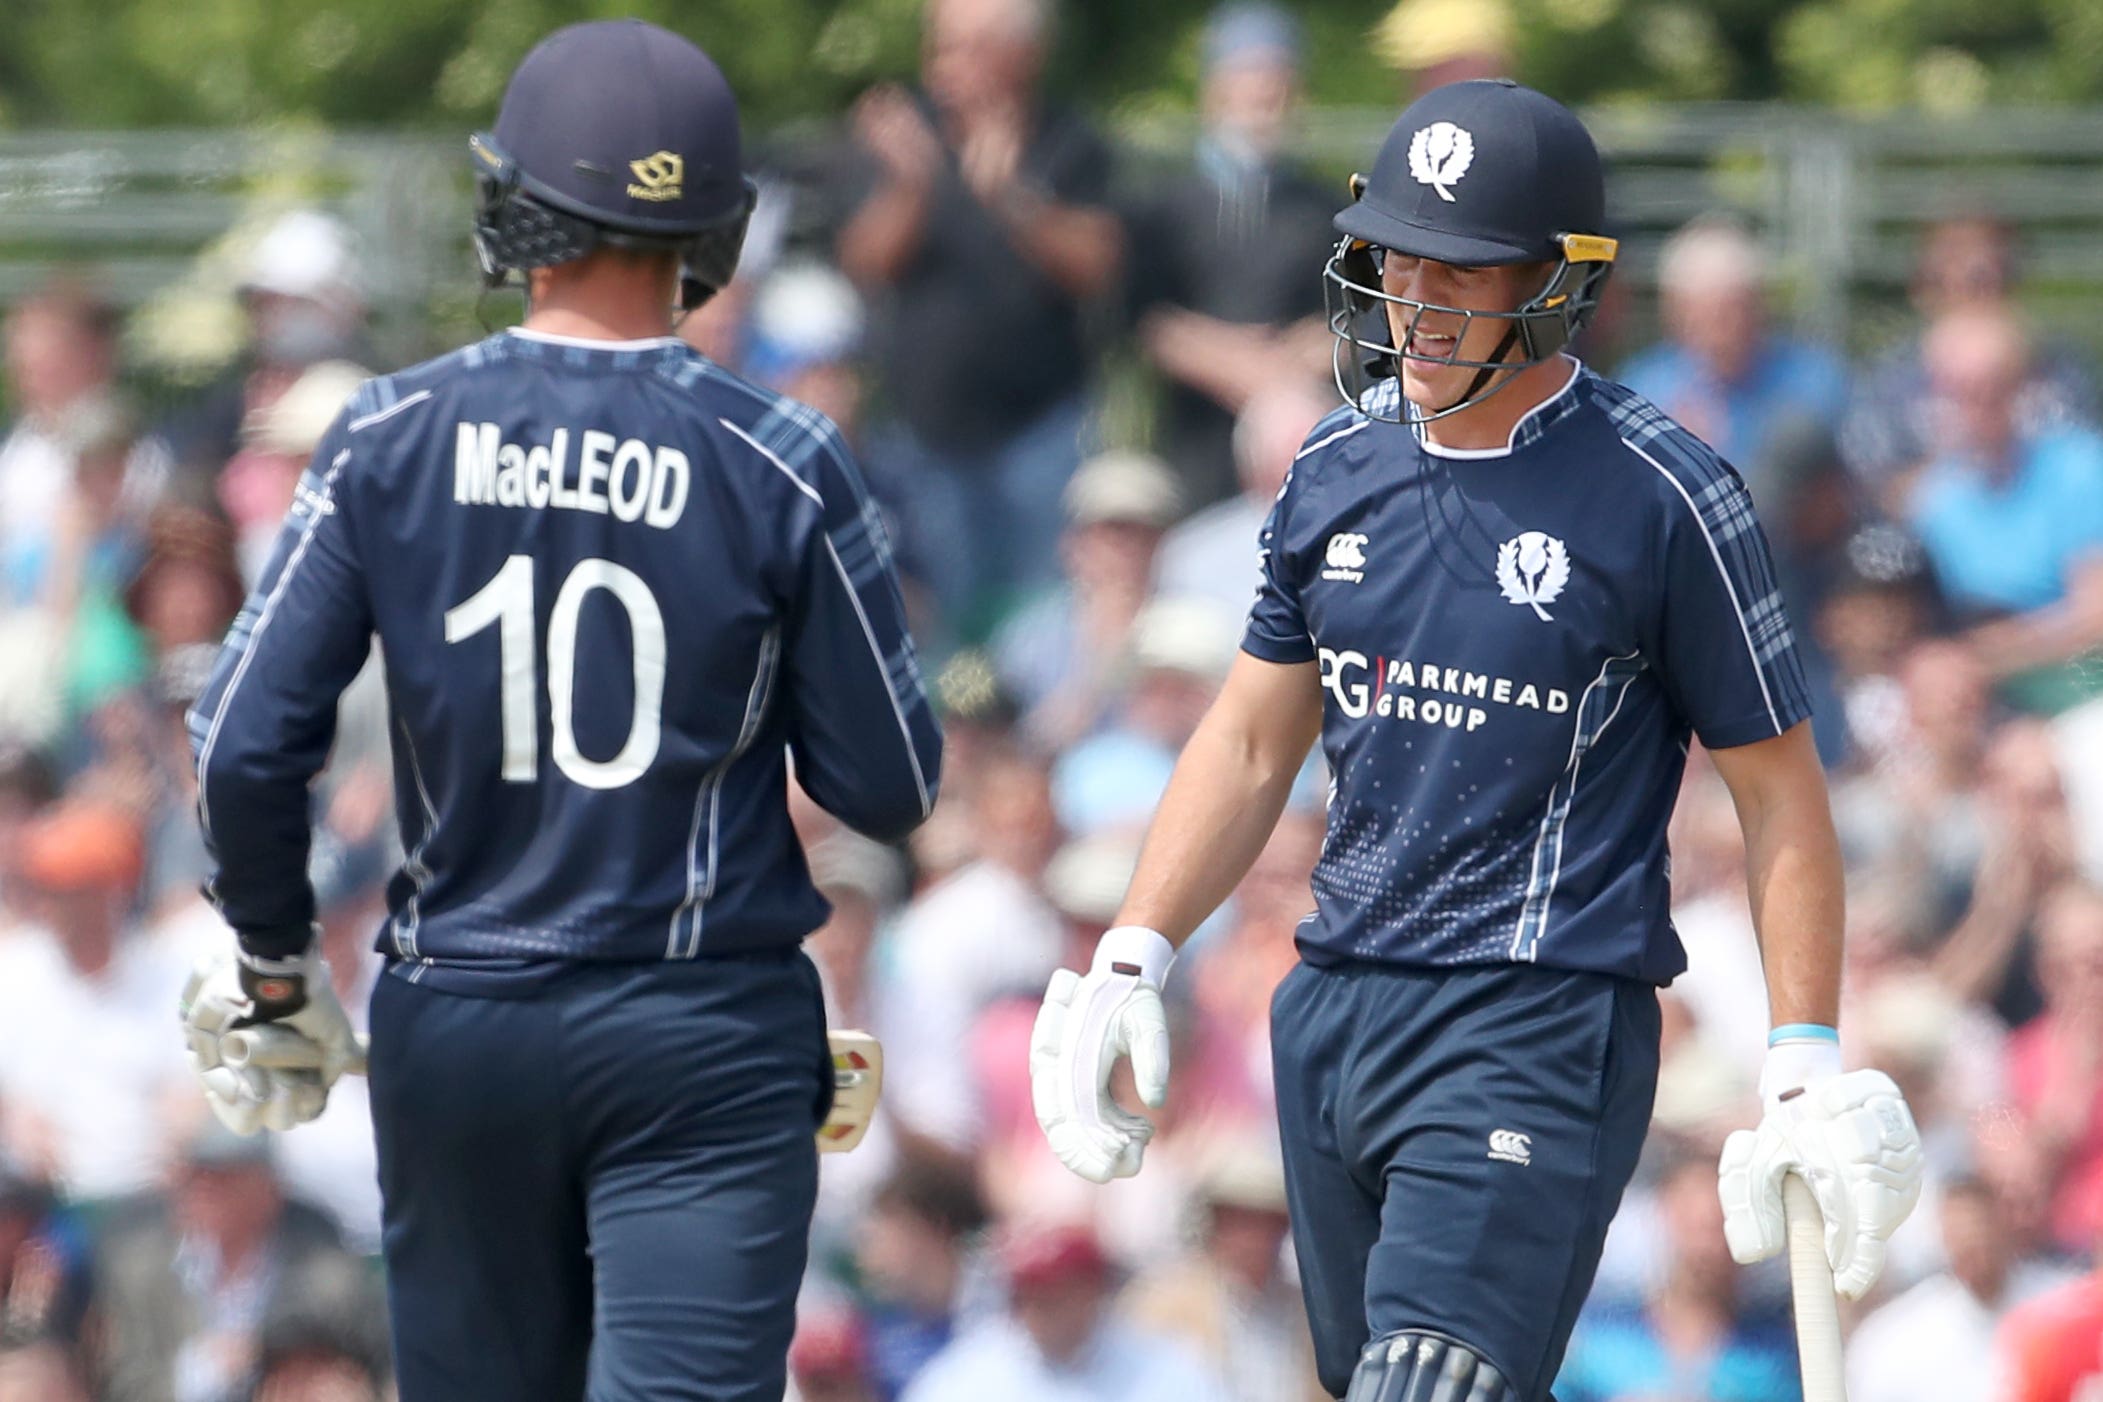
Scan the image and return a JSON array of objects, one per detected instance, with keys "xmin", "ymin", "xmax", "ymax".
[{"xmin": 1784, "ymin": 1172, "xmax": 1847, "ymax": 1402}]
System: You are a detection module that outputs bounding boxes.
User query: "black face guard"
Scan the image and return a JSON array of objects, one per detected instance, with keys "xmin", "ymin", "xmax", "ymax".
[
  {"xmin": 470, "ymin": 133, "xmax": 758, "ymax": 313},
  {"xmin": 1322, "ymin": 229, "xmax": 1617, "ymax": 424}
]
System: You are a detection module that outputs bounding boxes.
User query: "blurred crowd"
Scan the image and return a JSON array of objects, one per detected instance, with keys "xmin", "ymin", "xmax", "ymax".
[{"xmin": 1, "ymin": 0, "xmax": 2102, "ymax": 1399}]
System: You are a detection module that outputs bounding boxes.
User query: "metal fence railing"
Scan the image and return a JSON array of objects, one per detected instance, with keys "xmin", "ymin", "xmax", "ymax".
[{"xmin": 8, "ymin": 105, "xmax": 2103, "ymax": 366}]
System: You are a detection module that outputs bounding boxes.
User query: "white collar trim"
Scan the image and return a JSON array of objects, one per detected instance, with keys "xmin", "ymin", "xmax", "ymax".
[
  {"xmin": 507, "ymin": 327, "xmax": 685, "ymax": 351},
  {"xmin": 1413, "ymin": 356, "xmax": 1583, "ymax": 459}
]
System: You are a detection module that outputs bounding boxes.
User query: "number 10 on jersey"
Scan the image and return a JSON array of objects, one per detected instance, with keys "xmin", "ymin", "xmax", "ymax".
[{"xmin": 444, "ymin": 555, "xmax": 666, "ymax": 790}]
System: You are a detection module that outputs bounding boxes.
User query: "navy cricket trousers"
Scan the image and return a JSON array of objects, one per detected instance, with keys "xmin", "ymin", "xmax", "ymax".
[
  {"xmin": 367, "ymin": 952, "xmax": 833, "ymax": 1402},
  {"xmin": 1270, "ymin": 959, "xmax": 1661, "ymax": 1400}
]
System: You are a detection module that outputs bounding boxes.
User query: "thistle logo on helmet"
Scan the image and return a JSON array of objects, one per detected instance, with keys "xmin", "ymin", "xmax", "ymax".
[
  {"xmin": 627, "ymin": 151, "xmax": 684, "ymax": 201},
  {"xmin": 1407, "ymin": 122, "xmax": 1474, "ymax": 202}
]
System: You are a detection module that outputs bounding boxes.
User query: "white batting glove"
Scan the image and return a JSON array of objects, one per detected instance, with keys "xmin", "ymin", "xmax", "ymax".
[
  {"xmin": 1718, "ymin": 1032, "xmax": 1923, "ymax": 1300},
  {"xmin": 1030, "ymin": 926, "xmax": 1175, "ymax": 1184},
  {"xmin": 179, "ymin": 948, "xmax": 358, "ymax": 1135}
]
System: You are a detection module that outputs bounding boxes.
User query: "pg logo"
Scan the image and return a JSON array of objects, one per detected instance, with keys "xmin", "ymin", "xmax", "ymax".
[{"xmin": 627, "ymin": 151, "xmax": 684, "ymax": 202}]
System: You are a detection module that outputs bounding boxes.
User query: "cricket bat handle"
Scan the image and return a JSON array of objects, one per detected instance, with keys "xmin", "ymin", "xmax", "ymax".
[
  {"xmin": 1784, "ymin": 1172, "xmax": 1847, "ymax": 1402},
  {"xmin": 221, "ymin": 1025, "xmax": 370, "ymax": 1078}
]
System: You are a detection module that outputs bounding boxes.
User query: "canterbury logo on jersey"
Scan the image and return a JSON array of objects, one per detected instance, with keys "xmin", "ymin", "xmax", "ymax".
[{"xmin": 1323, "ymin": 532, "xmax": 1369, "ymax": 583}]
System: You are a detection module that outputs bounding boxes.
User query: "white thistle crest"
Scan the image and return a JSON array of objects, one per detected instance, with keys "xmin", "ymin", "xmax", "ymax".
[
  {"xmin": 1407, "ymin": 122, "xmax": 1475, "ymax": 202},
  {"xmin": 1497, "ymin": 531, "xmax": 1570, "ymax": 622}
]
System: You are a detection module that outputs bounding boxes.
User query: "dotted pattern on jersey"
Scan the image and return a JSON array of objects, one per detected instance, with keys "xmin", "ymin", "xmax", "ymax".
[{"xmin": 1312, "ymin": 796, "xmax": 1540, "ymax": 963}]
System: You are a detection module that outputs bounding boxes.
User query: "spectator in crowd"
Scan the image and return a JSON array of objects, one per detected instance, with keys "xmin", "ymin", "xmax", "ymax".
[
  {"xmin": 1906, "ymin": 306, "xmax": 2103, "ymax": 702},
  {"xmin": 901, "ymin": 1221, "xmax": 1227, "ymax": 1402},
  {"xmin": 854, "ymin": 1157, "xmax": 991, "ymax": 1400},
  {"xmin": 216, "ymin": 359, "xmax": 369, "ymax": 585},
  {"xmin": 1156, "ymin": 381, "xmax": 1330, "ymax": 616},
  {"xmin": 877, "ymin": 746, "xmax": 1062, "ymax": 1153},
  {"xmin": 788, "ymin": 1307, "xmax": 881, "ymax": 1402},
  {"xmin": 0, "ymin": 1153, "xmax": 94, "ymax": 1345},
  {"xmin": 2003, "ymin": 882, "xmax": 2103, "ymax": 1255},
  {"xmin": 1995, "ymin": 1250, "xmax": 2103, "ymax": 1402},
  {"xmin": 1124, "ymin": 5, "xmax": 1334, "ymax": 507},
  {"xmin": 1812, "ymin": 524, "xmax": 1940, "ymax": 769},
  {"xmin": 0, "ymin": 1336, "xmax": 92, "ymax": 1402},
  {"xmin": 839, "ymin": 0, "xmax": 1124, "ymax": 629},
  {"xmin": 243, "ymin": 1314, "xmax": 391, "ymax": 1402},
  {"xmin": 0, "ymin": 280, "xmax": 166, "ymax": 611},
  {"xmin": 1371, "ymin": 0, "xmax": 1513, "ymax": 94},
  {"xmin": 93, "ymin": 1125, "xmax": 383, "ymax": 1402},
  {"xmin": 1557, "ymin": 1147, "xmax": 1799, "ymax": 1402},
  {"xmin": 0, "ymin": 799, "xmax": 189, "ymax": 1203},
  {"xmin": 1123, "ymin": 1138, "xmax": 1323, "ymax": 1402},
  {"xmin": 1187, "ymin": 808, "xmax": 1322, "ymax": 1104},
  {"xmin": 805, "ymin": 833, "xmax": 912, "ymax": 1262},
  {"xmin": 165, "ymin": 211, "xmax": 367, "ymax": 482},
  {"xmin": 1618, "ymin": 215, "xmax": 1849, "ymax": 510},
  {"xmin": 0, "ymin": 747, "xmax": 58, "ymax": 926},
  {"xmin": 1848, "ymin": 1176, "xmax": 2072, "ymax": 1402},
  {"xmin": 1049, "ymin": 594, "xmax": 1241, "ymax": 837},
  {"xmin": 1844, "ymin": 215, "xmax": 2098, "ymax": 510},
  {"xmin": 742, "ymin": 261, "xmax": 867, "ymax": 445},
  {"xmin": 994, "ymin": 448, "xmax": 1183, "ymax": 750}
]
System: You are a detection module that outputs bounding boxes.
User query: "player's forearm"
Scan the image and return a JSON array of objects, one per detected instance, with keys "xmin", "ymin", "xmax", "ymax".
[
  {"xmin": 1739, "ymin": 784, "xmax": 1845, "ymax": 1030},
  {"xmin": 1116, "ymin": 692, "xmax": 1314, "ymax": 946}
]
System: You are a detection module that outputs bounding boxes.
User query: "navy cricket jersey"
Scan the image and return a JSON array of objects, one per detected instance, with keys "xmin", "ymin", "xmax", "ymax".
[
  {"xmin": 189, "ymin": 328, "xmax": 941, "ymax": 982},
  {"xmin": 1244, "ymin": 361, "xmax": 1810, "ymax": 985}
]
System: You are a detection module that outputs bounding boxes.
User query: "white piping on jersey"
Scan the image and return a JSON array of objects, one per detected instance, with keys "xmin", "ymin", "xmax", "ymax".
[
  {"xmin": 719, "ymin": 418, "xmax": 825, "ymax": 505},
  {"xmin": 1412, "ymin": 356, "xmax": 1583, "ymax": 460},
  {"xmin": 1624, "ymin": 436, "xmax": 1781, "ymax": 733},
  {"xmin": 1509, "ymin": 649, "xmax": 1644, "ymax": 961},
  {"xmin": 505, "ymin": 327, "xmax": 685, "ymax": 351},
  {"xmin": 1295, "ymin": 420, "xmax": 1369, "ymax": 461},
  {"xmin": 825, "ymin": 537, "xmax": 933, "ymax": 819},
  {"xmin": 668, "ymin": 626, "xmax": 783, "ymax": 959},
  {"xmin": 347, "ymin": 389, "xmax": 432, "ymax": 434},
  {"xmin": 194, "ymin": 449, "xmax": 352, "ymax": 849},
  {"xmin": 391, "ymin": 713, "xmax": 442, "ymax": 961},
  {"xmin": 715, "ymin": 416, "xmax": 933, "ymax": 821}
]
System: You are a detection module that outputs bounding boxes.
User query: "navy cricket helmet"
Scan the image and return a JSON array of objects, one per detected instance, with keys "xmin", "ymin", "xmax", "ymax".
[
  {"xmin": 470, "ymin": 20, "xmax": 758, "ymax": 311},
  {"xmin": 1325, "ymin": 79, "xmax": 1618, "ymax": 422}
]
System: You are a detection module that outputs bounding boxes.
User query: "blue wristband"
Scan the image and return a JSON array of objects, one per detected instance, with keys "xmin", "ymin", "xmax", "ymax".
[{"xmin": 1768, "ymin": 1023, "xmax": 1840, "ymax": 1046}]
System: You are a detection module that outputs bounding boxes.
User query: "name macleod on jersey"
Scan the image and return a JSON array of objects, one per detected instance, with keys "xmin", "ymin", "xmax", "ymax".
[
  {"xmin": 453, "ymin": 421, "xmax": 692, "ymax": 528},
  {"xmin": 1320, "ymin": 646, "xmax": 1571, "ymax": 734}
]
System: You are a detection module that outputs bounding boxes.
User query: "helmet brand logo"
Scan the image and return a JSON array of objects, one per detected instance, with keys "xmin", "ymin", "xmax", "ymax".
[
  {"xmin": 1407, "ymin": 122, "xmax": 1474, "ymax": 202},
  {"xmin": 627, "ymin": 151, "xmax": 685, "ymax": 202},
  {"xmin": 1496, "ymin": 531, "xmax": 1570, "ymax": 622}
]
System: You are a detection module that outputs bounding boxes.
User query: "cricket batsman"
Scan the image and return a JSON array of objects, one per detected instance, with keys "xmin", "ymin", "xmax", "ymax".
[
  {"xmin": 177, "ymin": 22, "xmax": 940, "ymax": 1401},
  {"xmin": 1031, "ymin": 79, "xmax": 1923, "ymax": 1400}
]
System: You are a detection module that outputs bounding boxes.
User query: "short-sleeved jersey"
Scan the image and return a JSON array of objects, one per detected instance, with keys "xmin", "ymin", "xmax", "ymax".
[
  {"xmin": 1243, "ymin": 362, "xmax": 1811, "ymax": 984},
  {"xmin": 189, "ymin": 329, "xmax": 941, "ymax": 984}
]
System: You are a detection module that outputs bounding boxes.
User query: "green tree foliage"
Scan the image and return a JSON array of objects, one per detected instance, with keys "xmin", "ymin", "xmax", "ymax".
[{"xmin": 1, "ymin": 0, "xmax": 2101, "ymax": 130}]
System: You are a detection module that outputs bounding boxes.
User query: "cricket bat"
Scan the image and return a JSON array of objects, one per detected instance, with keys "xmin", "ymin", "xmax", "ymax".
[
  {"xmin": 1783, "ymin": 1172, "xmax": 1846, "ymax": 1402},
  {"xmin": 819, "ymin": 1029, "xmax": 882, "ymax": 1154},
  {"xmin": 220, "ymin": 1025, "xmax": 370, "ymax": 1078}
]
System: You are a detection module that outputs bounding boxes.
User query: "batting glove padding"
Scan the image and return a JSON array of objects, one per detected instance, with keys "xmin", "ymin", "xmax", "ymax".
[
  {"xmin": 1030, "ymin": 925, "xmax": 1175, "ymax": 1184},
  {"xmin": 1719, "ymin": 1065, "xmax": 1923, "ymax": 1300},
  {"xmin": 179, "ymin": 949, "xmax": 360, "ymax": 1136}
]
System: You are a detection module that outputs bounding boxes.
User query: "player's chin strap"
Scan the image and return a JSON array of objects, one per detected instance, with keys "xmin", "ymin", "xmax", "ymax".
[{"xmin": 1345, "ymin": 1330, "xmax": 1515, "ymax": 1402}]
